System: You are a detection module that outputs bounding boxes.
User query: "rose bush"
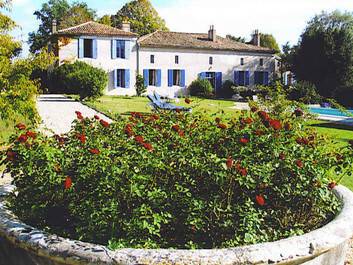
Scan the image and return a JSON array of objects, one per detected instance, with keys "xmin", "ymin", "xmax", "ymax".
[{"xmin": 1, "ymin": 104, "xmax": 352, "ymax": 250}]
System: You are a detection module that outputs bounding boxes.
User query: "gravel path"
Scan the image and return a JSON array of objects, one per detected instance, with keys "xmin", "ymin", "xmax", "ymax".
[{"xmin": 36, "ymin": 94, "xmax": 112, "ymax": 135}]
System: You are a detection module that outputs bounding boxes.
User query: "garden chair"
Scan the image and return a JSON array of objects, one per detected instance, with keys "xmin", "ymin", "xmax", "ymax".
[{"xmin": 147, "ymin": 93, "xmax": 191, "ymax": 112}]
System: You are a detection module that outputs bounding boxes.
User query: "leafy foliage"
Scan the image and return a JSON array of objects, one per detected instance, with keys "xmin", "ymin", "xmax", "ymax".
[
  {"xmin": 135, "ymin": 73, "xmax": 147, "ymax": 96},
  {"xmin": 111, "ymin": 0, "xmax": 168, "ymax": 36},
  {"xmin": 51, "ymin": 61, "xmax": 107, "ymax": 100},
  {"xmin": 292, "ymin": 11, "xmax": 353, "ymax": 107},
  {"xmin": 286, "ymin": 81, "xmax": 321, "ymax": 104},
  {"xmin": 2, "ymin": 101, "xmax": 352, "ymax": 249},
  {"xmin": 226, "ymin": 34, "xmax": 245, "ymax": 43},
  {"xmin": 219, "ymin": 80, "xmax": 236, "ymax": 98},
  {"xmin": 260, "ymin": 33, "xmax": 280, "ymax": 53},
  {"xmin": 188, "ymin": 78, "xmax": 213, "ymax": 98},
  {"xmin": 28, "ymin": 0, "xmax": 96, "ymax": 53}
]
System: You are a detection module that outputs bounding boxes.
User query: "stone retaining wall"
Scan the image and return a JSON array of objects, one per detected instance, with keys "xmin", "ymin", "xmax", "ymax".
[{"xmin": 1, "ymin": 184, "xmax": 353, "ymax": 265}]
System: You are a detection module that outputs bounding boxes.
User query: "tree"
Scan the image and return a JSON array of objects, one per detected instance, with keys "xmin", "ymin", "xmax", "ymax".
[
  {"xmin": 98, "ymin": 15, "xmax": 112, "ymax": 26},
  {"xmin": 292, "ymin": 11, "xmax": 353, "ymax": 107},
  {"xmin": 226, "ymin": 34, "xmax": 245, "ymax": 43},
  {"xmin": 28, "ymin": 0, "xmax": 96, "ymax": 53},
  {"xmin": 260, "ymin": 33, "xmax": 280, "ymax": 53},
  {"xmin": 111, "ymin": 0, "xmax": 168, "ymax": 36}
]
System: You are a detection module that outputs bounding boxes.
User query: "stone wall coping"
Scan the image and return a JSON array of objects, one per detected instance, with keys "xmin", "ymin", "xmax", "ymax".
[{"xmin": 0, "ymin": 184, "xmax": 353, "ymax": 265}]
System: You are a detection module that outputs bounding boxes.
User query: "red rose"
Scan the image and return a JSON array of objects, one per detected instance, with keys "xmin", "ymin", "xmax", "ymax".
[
  {"xmin": 178, "ymin": 130, "xmax": 185, "ymax": 137},
  {"xmin": 279, "ymin": 152, "xmax": 286, "ymax": 160},
  {"xmin": 254, "ymin": 129, "xmax": 264, "ymax": 136},
  {"xmin": 64, "ymin": 176, "xmax": 72, "ymax": 190},
  {"xmin": 296, "ymin": 137, "xmax": 309, "ymax": 145},
  {"xmin": 89, "ymin": 148, "xmax": 100, "ymax": 155},
  {"xmin": 175, "ymin": 108, "xmax": 181, "ymax": 113},
  {"xmin": 18, "ymin": 134, "xmax": 28, "ymax": 143},
  {"xmin": 239, "ymin": 137, "xmax": 249, "ymax": 144},
  {"xmin": 26, "ymin": 131, "xmax": 37, "ymax": 139},
  {"xmin": 76, "ymin": 133, "xmax": 86, "ymax": 144},
  {"xmin": 142, "ymin": 142, "xmax": 153, "ymax": 151},
  {"xmin": 328, "ymin": 181, "xmax": 337, "ymax": 190},
  {"xmin": 75, "ymin": 111, "xmax": 83, "ymax": 120},
  {"xmin": 217, "ymin": 123, "xmax": 227, "ymax": 129},
  {"xmin": 124, "ymin": 124, "xmax": 134, "ymax": 137},
  {"xmin": 131, "ymin": 112, "xmax": 142, "ymax": 118},
  {"xmin": 239, "ymin": 167, "xmax": 247, "ymax": 176},
  {"xmin": 172, "ymin": 124, "xmax": 180, "ymax": 132},
  {"xmin": 151, "ymin": 114, "xmax": 159, "ymax": 120},
  {"xmin": 250, "ymin": 106, "xmax": 258, "ymax": 112},
  {"xmin": 94, "ymin": 115, "xmax": 100, "ymax": 120},
  {"xmin": 258, "ymin": 111, "xmax": 270, "ymax": 121},
  {"xmin": 269, "ymin": 119, "xmax": 282, "ymax": 130},
  {"xmin": 135, "ymin": 135, "xmax": 144, "ymax": 144},
  {"xmin": 185, "ymin": 98, "xmax": 191, "ymax": 104},
  {"xmin": 241, "ymin": 117, "xmax": 253, "ymax": 125},
  {"xmin": 294, "ymin": 108, "xmax": 304, "ymax": 117},
  {"xmin": 284, "ymin": 122, "xmax": 291, "ymax": 131},
  {"xmin": 296, "ymin": 160, "xmax": 303, "ymax": 168},
  {"xmin": 16, "ymin": 123, "xmax": 26, "ymax": 130},
  {"xmin": 215, "ymin": 117, "xmax": 221, "ymax": 123},
  {"xmin": 6, "ymin": 150, "xmax": 16, "ymax": 161},
  {"xmin": 100, "ymin": 120, "xmax": 109, "ymax": 128},
  {"xmin": 256, "ymin": 195, "xmax": 265, "ymax": 206},
  {"xmin": 226, "ymin": 157, "xmax": 234, "ymax": 169}
]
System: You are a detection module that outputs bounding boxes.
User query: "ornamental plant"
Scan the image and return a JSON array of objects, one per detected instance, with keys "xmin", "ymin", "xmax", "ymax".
[{"xmin": 1, "ymin": 104, "xmax": 352, "ymax": 250}]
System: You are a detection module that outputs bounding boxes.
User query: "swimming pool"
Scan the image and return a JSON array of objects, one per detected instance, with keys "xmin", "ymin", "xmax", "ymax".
[{"xmin": 310, "ymin": 107, "xmax": 353, "ymax": 117}]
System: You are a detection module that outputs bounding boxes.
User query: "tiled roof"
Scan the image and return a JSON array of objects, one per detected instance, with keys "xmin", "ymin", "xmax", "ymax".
[
  {"xmin": 138, "ymin": 31, "xmax": 275, "ymax": 54},
  {"xmin": 56, "ymin": 21, "xmax": 137, "ymax": 38}
]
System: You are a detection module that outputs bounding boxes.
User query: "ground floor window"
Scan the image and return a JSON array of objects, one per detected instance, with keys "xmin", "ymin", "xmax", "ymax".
[
  {"xmin": 143, "ymin": 69, "xmax": 161, "ymax": 87},
  {"xmin": 149, "ymin": 69, "xmax": 157, "ymax": 86},
  {"xmin": 206, "ymin": 72, "xmax": 216, "ymax": 88},
  {"xmin": 114, "ymin": 69, "xmax": 130, "ymax": 88},
  {"xmin": 254, "ymin": 71, "xmax": 269, "ymax": 85},
  {"xmin": 234, "ymin": 70, "xmax": 250, "ymax": 86},
  {"xmin": 173, "ymin": 70, "xmax": 181, "ymax": 86},
  {"xmin": 168, "ymin": 69, "xmax": 185, "ymax": 87}
]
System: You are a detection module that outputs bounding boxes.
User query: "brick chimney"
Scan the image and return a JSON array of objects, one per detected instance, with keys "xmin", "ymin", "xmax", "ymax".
[
  {"xmin": 52, "ymin": 19, "xmax": 57, "ymax": 34},
  {"xmin": 208, "ymin": 25, "xmax": 216, "ymax": 42},
  {"xmin": 252, "ymin": 29, "xmax": 261, "ymax": 46},
  {"xmin": 122, "ymin": 21, "xmax": 131, "ymax": 32}
]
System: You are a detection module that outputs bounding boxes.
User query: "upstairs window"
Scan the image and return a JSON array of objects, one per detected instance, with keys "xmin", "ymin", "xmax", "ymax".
[
  {"xmin": 209, "ymin": 56, "xmax": 213, "ymax": 65},
  {"xmin": 240, "ymin": 58, "xmax": 244, "ymax": 65},
  {"xmin": 83, "ymin": 39, "xmax": 93, "ymax": 58},
  {"xmin": 175, "ymin": 55, "xmax": 179, "ymax": 64},
  {"xmin": 116, "ymin": 40, "xmax": 126, "ymax": 58},
  {"xmin": 150, "ymin": 55, "xmax": 155, "ymax": 64},
  {"xmin": 260, "ymin": 58, "xmax": 264, "ymax": 66}
]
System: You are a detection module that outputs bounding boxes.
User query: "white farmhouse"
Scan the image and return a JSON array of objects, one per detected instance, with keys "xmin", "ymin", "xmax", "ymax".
[{"xmin": 55, "ymin": 21, "xmax": 276, "ymax": 97}]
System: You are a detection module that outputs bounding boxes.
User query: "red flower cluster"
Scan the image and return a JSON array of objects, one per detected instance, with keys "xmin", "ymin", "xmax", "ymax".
[
  {"xmin": 55, "ymin": 135, "xmax": 66, "ymax": 145},
  {"xmin": 64, "ymin": 176, "xmax": 72, "ymax": 190},
  {"xmin": 124, "ymin": 124, "xmax": 134, "ymax": 137},
  {"xmin": 256, "ymin": 195, "xmax": 265, "ymax": 206},
  {"xmin": 135, "ymin": 135, "xmax": 144, "ymax": 144},
  {"xmin": 94, "ymin": 115, "xmax": 100, "ymax": 120},
  {"xmin": 284, "ymin": 122, "xmax": 291, "ymax": 131},
  {"xmin": 100, "ymin": 120, "xmax": 109, "ymax": 128},
  {"xmin": 239, "ymin": 137, "xmax": 249, "ymax": 144},
  {"xmin": 185, "ymin": 98, "xmax": 191, "ymax": 104},
  {"xmin": 172, "ymin": 124, "xmax": 180, "ymax": 132},
  {"xmin": 279, "ymin": 152, "xmax": 286, "ymax": 160},
  {"xmin": 134, "ymin": 135, "xmax": 153, "ymax": 151},
  {"xmin": 241, "ymin": 117, "xmax": 253, "ymax": 125},
  {"xmin": 151, "ymin": 114, "xmax": 159, "ymax": 120},
  {"xmin": 18, "ymin": 134, "xmax": 28, "ymax": 143},
  {"xmin": 254, "ymin": 129, "xmax": 264, "ymax": 136},
  {"xmin": 294, "ymin": 108, "xmax": 304, "ymax": 117},
  {"xmin": 296, "ymin": 159, "xmax": 303, "ymax": 168},
  {"xmin": 226, "ymin": 157, "xmax": 234, "ymax": 169},
  {"xmin": 89, "ymin": 148, "xmax": 100, "ymax": 155},
  {"xmin": 26, "ymin": 131, "xmax": 37, "ymax": 139},
  {"xmin": 131, "ymin": 112, "xmax": 142, "ymax": 119},
  {"xmin": 142, "ymin": 142, "xmax": 153, "ymax": 151},
  {"xmin": 250, "ymin": 106, "xmax": 258, "ymax": 112},
  {"xmin": 76, "ymin": 133, "xmax": 86, "ymax": 144},
  {"xmin": 269, "ymin": 119, "xmax": 282, "ymax": 130},
  {"xmin": 328, "ymin": 181, "xmax": 336, "ymax": 190},
  {"xmin": 6, "ymin": 150, "xmax": 16, "ymax": 161},
  {"xmin": 296, "ymin": 137, "xmax": 309, "ymax": 145},
  {"xmin": 75, "ymin": 111, "xmax": 83, "ymax": 120},
  {"xmin": 258, "ymin": 111, "xmax": 270, "ymax": 121},
  {"xmin": 16, "ymin": 123, "xmax": 26, "ymax": 130},
  {"xmin": 217, "ymin": 123, "xmax": 227, "ymax": 129},
  {"xmin": 236, "ymin": 162, "xmax": 247, "ymax": 176}
]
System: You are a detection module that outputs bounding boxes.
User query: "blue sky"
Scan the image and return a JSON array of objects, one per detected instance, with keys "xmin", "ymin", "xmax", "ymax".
[{"xmin": 8, "ymin": 0, "xmax": 353, "ymax": 56}]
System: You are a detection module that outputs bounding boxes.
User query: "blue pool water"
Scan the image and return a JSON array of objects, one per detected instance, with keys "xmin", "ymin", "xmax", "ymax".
[{"xmin": 310, "ymin": 107, "xmax": 353, "ymax": 117}]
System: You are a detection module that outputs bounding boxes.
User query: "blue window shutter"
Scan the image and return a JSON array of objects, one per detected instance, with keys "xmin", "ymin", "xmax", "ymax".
[
  {"xmin": 180, "ymin": 70, "xmax": 186, "ymax": 87},
  {"xmin": 264, "ymin": 72, "xmax": 269, "ymax": 85},
  {"xmin": 78, "ymin": 38, "xmax": 84, "ymax": 58},
  {"xmin": 121, "ymin": 40, "xmax": 126, "ymax": 59},
  {"xmin": 125, "ymin": 41, "xmax": 130, "ymax": 60},
  {"xmin": 125, "ymin": 69, "xmax": 130, "ymax": 88},
  {"xmin": 111, "ymin": 40, "xmax": 117, "ymax": 59},
  {"xmin": 234, "ymin": 71, "xmax": 239, "ymax": 85},
  {"xmin": 114, "ymin": 70, "xmax": 118, "ymax": 88},
  {"xmin": 216, "ymin": 72, "xmax": 222, "ymax": 91},
  {"xmin": 245, "ymin": 71, "xmax": 250, "ymax": 86},
  {"xmin": 92, "ymin": 39, "xmax": 97, "ymax": 59},
  {"xmin": 143, "ymin": 69, "xmax": 149, "ymax": 87},
  {"xmin": 199, "ymin": 72, "xmax": 206, "ymax": 79},
  {"xmin": 168, "ymin": 70, "xmax": 173, "ymax": 87},
  {"xmin": 156, "ymin": 69, "xmax": 162, "ymax": 87}
]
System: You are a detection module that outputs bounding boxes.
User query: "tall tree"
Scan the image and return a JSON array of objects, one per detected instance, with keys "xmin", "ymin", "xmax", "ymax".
[
  {"xmin": 292, "ymin": 11, "xmax": 353, "ymax": 106},
  {"xmin": 260, "ymin": 33, "xmax": 280, "ymax": 53},
  {"xmin": 226, "ymin": 34, "xmax": 245, "ymax": 43},
  {"xmin": 28, "ymin": 0, "xmax": 96, "ymax": 53},
  {"xmin": 98, "ymin": 14, "xmax": 112, "ymax": 26},
  {"xmin": 112, "ymin": 0, "xmax": 168, "ymax": 36}
]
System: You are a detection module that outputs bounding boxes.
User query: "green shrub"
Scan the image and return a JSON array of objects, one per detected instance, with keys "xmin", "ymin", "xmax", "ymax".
[
  {"xmin": 188, "ymin": 78, "xmax": 213, "ymax": 97},
  {"xmin": 51, "ymin": 61, "xmax": 108, "ymax": 100},
  {"xmin": 135, "ymin": 73, "xmax": 147, "ymax": 96},
  {"xmin": 219, "ymin": 80, "xmax": 235, "ymax": 98},
  {"xmin": 287, "ymin": 81, "xmax": 321, "ymax": 104},
  {"xmin": 2, "ymin": 101, "xmax": 352, "ymax": 249},
  {"xmin": 233, "ymin": 86, "xmax": 253, "ymax": 98}
]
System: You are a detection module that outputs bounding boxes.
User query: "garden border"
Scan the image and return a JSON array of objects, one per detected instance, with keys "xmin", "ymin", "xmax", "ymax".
[{"xmin": 0, "ymin": 184, "xmax": 353, "ymax": 265}]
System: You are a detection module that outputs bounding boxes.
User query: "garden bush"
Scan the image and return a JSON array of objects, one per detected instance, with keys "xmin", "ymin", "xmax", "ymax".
[
  {"xmin": 51, "ymin": 61, "xmax": 108, "ymax": 100},
  {"xmin": 286, "ymin": 81, "xmax": 321, "ymax": 104},
  {"xmin": 219, "ymin": 80, "xmax": 235, "ymax": 98},
  {"xmin": 188, "ymin": 78, "xmax": 213, "ymax": 98},
  {"xmin": 1, "ymin": 103, "xmax": 352, "ymax": 250}
]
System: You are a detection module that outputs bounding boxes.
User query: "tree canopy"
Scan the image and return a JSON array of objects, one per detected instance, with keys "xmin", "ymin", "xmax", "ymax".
[
  {"xmin": 111, "ymin": 0, "xmax": 168, "ymax": 36},
  {"xmin": 226, "ymin": 34, "xmax": 245, "ymax": 43},
  {"xmin": 292, "ymin": 11, "xmax": 353, "ymax": 107},
  {"xmin": 260, "ymin": 33, "xmax": 280, "ymax": 53},
  {"xmin": 28, "ymin": 0, "xmax": 96, "ymax": 53}
]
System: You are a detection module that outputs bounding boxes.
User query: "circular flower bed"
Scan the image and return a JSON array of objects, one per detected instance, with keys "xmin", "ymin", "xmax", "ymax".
[{"xmin": 1, "ymin": 100, "xmax": 352, "ymax": 250}]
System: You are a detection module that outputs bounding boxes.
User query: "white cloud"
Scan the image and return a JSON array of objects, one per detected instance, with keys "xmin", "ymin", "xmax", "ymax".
[{"xmin": 157, "ymin": 0, "xmax": 353, "ymax": 47}]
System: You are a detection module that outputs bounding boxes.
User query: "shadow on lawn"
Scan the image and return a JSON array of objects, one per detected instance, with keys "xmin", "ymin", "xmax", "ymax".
[{"xmin": 309, "ymin": 122, "xmax": 353, "ymax": 131}]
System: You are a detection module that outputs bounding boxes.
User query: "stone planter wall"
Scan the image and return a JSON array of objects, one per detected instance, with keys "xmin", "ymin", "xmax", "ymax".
[{"xmin": 1, "ymin": 184, "xmax": 353, "ymax": 265}]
